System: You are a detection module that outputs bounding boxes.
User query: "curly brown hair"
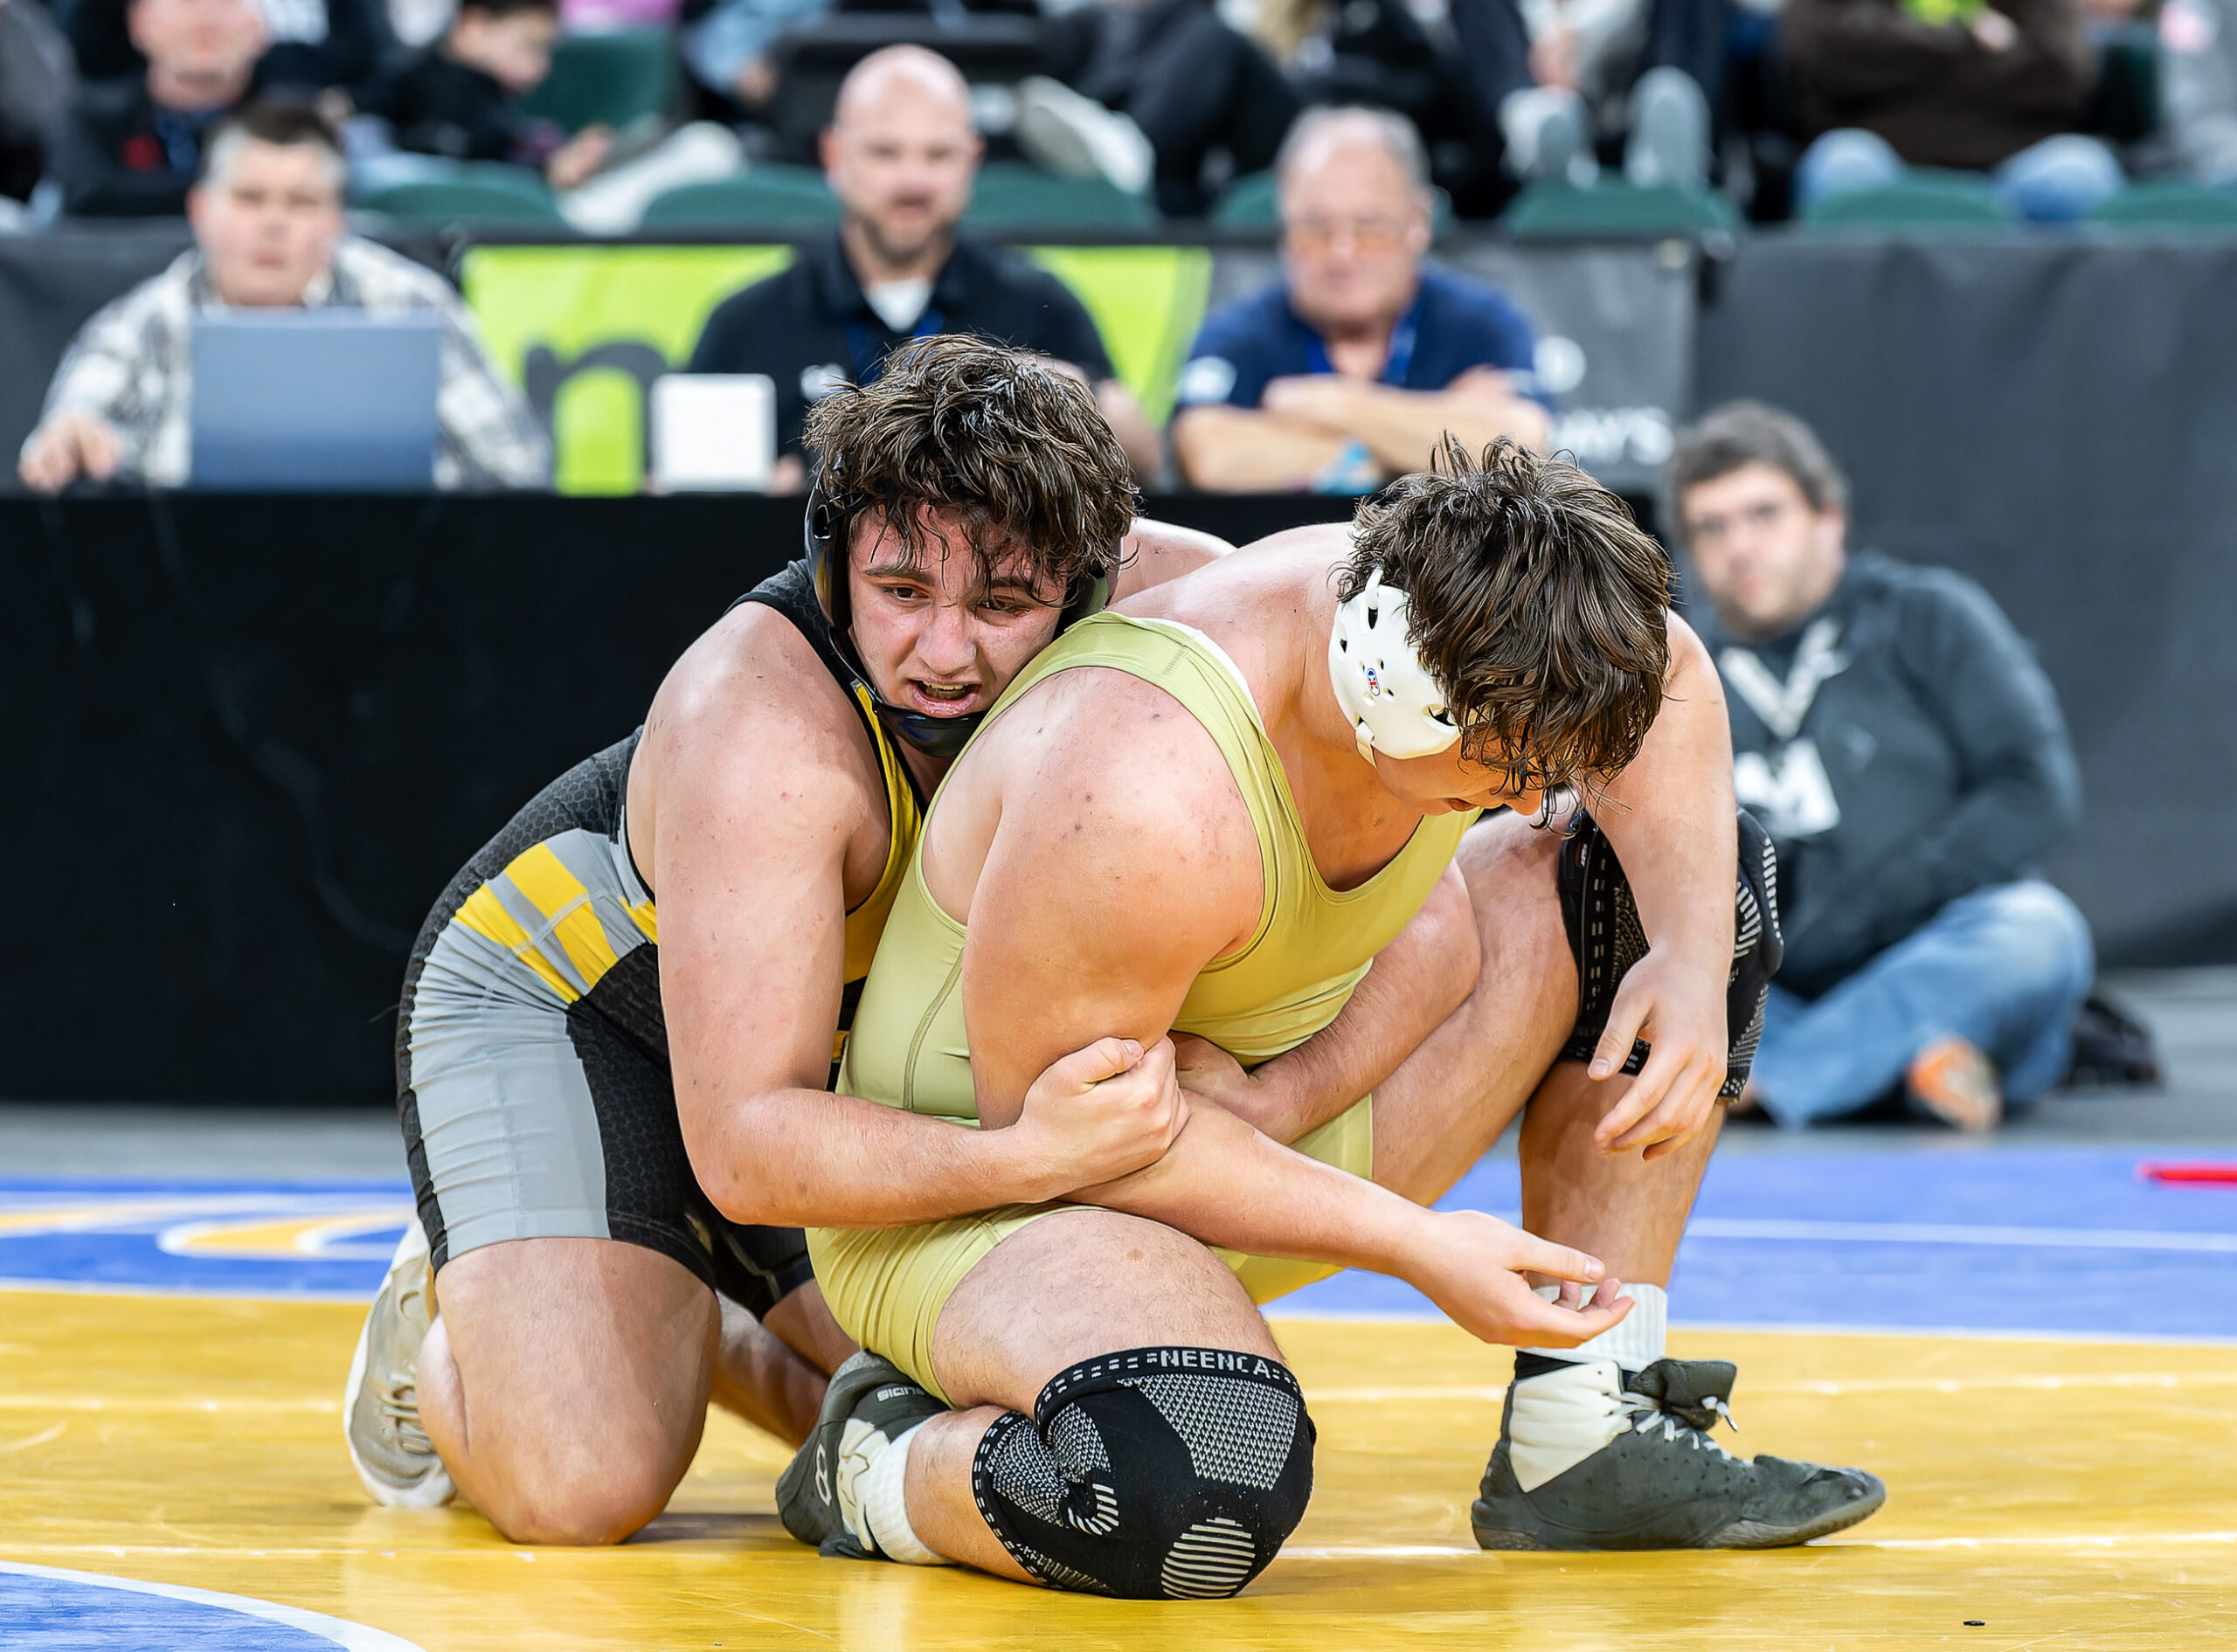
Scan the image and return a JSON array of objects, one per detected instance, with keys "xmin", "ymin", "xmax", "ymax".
[
  {"xmin": 801, "ymin": 335, "xmax": 1138, "ymax": 603},
  {"xmin": 1343, "ymin": 438, "xmax": 1673, "ymax": 792}
]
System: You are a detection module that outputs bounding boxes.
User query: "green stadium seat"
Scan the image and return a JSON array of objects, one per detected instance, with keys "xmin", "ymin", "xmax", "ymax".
[
  {"xmin": 964, "ymin": 162, "xmax": 1153, "ymax": 229},
  {"xmin": 360, "ymin": 165, "xmax": 564, "ymax": 225},
  {"xmin": 1801, "ymin": 169, "xmax": 2017, "ymax": 227},
  {"xmin": 2088, "ymin": 181, "xmax": 2237, "ymax": 228},
  {"xmin": 1504, "ymin": 179, "xmax": 1739, "ymax": 238},
  {"xmin": 1211, "ymin": 170, "xmax": 1456, "ymax": 232},
  {"xmin": 639, "ymin": 165, "xmax": 841, "ymax": 228},
  {"xmin": 518, "ymin": 28, "xmax": 675, "ymax": 134}
]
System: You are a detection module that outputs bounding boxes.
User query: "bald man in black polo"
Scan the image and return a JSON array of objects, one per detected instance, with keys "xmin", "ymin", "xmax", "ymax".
[{"xmin": 689, "ymin": 45, "xmax": 1161, "ymax": 487}]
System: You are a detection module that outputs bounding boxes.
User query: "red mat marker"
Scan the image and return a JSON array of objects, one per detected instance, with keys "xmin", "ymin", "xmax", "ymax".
[{"xmin": 2142, "ymin": 1163, "xmax": 2237, "ymax": 1186}]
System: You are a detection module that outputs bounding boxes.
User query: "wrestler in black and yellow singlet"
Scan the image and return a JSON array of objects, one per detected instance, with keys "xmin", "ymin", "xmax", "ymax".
[{"xmin": 395, "ymin": 561, "xmax": 924, "ymax": 1319}]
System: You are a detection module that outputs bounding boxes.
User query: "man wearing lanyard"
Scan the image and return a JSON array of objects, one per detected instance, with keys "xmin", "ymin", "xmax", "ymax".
[
  {"xmin": 688, "ymin": 45, "xmax": 1163, "ymax": 488},
  {"xmin": 1171, "ymin": 105, "xmax": 1554, "ymax": 493}
]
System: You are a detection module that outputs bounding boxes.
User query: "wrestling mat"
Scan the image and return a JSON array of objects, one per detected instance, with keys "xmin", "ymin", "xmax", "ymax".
[{"xmin": 3, "ymin": 1145, "xmax": 2232, "ymax": 1649}]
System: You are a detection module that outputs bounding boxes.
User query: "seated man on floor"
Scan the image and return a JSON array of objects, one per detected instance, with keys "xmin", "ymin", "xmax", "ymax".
[
  {"xmin": 722, "ymin": 437, "xmax": 1882, "ymax": 1596},
  {"xmin": 1670, "ymin": 403, "xmax": 2093, "ymax": 1130},
  {"xmin": 1172, "ymin": 106, "xmax": 1551, "ymax": 494},
  {"xmin": 688, "ymin": 45, "xmax": 1161, "ymax": 488},
  {"xmin": 19, "ymin": 100, "xmax": 547, "ymax": 494}
]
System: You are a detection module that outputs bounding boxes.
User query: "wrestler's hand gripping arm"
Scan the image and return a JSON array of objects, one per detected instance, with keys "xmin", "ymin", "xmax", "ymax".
[
  {"xmin": 650, "ymin": 619, "xmax": 1185, "ymax": 1232},
  {"xmin": 1576, "ymin": 612, "xmax": 1742, "ymax": 1160}
]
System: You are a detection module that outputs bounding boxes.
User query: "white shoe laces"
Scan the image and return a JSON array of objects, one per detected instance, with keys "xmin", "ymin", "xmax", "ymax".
[
  {"xmin": 1618, "ymin": 1387, "xmax": 1740, "ymax": 1458},
  {"xmin": 376, "ymin": 1374, "xmax": 435, "ymax": 1456}
]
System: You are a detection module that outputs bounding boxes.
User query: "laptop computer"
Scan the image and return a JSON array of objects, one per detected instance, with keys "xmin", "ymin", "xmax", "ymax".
[{"xmin": 190, "ymin": 310, "xmax": 445, "ymax": 490}]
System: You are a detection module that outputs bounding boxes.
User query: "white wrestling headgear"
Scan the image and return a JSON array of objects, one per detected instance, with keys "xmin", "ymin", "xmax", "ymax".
[{"xmin": 1327, "ymin": 569, "xmax": 1462, "ymax": 763}]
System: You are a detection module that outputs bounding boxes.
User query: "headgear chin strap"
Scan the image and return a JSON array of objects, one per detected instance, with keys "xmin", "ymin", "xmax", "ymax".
[
  {"xmin": 804, "ymin": 481, "xmax": 1112, "ymax": 758},
  {"xmin": 1327, "ymin": 568, "xmax": 1461, "ymax": 763}
]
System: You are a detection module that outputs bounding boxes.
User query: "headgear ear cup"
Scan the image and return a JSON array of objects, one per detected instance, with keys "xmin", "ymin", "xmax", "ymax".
[{"xmin": 1326, "ymin": 570, "xmax": 1462, "ymax": 762}]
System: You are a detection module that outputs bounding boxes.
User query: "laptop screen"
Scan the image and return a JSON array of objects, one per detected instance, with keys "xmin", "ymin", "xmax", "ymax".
[{"xmin": 191, "ymin": 311, "xmax": 445, "ymax": 491}]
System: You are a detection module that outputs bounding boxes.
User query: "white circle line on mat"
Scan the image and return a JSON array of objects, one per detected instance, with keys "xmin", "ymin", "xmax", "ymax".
[{"xmin": 0, "ymin": 1560, "xmax": 426, "ymax": 1651}]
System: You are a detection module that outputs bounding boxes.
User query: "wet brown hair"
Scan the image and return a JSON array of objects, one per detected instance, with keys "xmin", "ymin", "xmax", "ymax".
[
  {"xmin": 801, "ymin": 334, "xmax": 1138, "ymax": 605},
  {"xmin": 1343, "ymin": 438, "xmax": 1673, "ymax": 791}
]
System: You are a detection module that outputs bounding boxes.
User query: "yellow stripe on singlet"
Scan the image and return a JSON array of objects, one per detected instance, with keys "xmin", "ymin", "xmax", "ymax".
[
  {"xmin": 453, "ymin": 884, "xmax": 581, "ymax": 1003},
  {"xmin": 843, "ymin": 683, "xmax": 923, "ymax": 984},
  {"xmin": 503, "ymin": 841, "xmax": 621, "ymax": 988}
]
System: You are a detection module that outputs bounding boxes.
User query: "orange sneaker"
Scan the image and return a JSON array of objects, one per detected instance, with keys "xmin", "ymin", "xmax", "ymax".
[{"xmin": 1906, "ymin": 1036, "xmax": 2003, "ymax": 1132}]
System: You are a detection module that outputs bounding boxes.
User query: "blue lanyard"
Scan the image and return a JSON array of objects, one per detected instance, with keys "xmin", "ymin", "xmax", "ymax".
[
  {"xmin": 1302, "ymin": 296, "xmax": 1422, "ymax": 387},
  {"xmin": 843, "ymin": 306, "xmax": 946, "ymax": 385}
]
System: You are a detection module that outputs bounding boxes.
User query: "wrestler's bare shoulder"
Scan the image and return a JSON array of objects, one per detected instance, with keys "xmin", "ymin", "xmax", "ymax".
[
  {"xmin": 627, "ymin": 601, "xmax": 884, "ymax": 876},
  {"xmin": 1115, "ymin": 527, "xmax": 1344, "ymax": 701}
]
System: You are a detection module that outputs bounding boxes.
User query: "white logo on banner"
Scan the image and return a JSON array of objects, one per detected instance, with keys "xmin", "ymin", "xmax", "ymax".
[
  {"xmin": 1549, "ymin": 406, "xmax": 1673, "ymax": 467},
  {"xmin": 1720, "ymin": 616, "xmax": 1850, "ymax": 839}
]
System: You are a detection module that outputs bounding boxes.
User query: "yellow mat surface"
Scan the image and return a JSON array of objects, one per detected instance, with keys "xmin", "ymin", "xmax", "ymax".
[{"xmin": 2, "ymin": 1289, "xmax": 2232, "ymax": 1649}]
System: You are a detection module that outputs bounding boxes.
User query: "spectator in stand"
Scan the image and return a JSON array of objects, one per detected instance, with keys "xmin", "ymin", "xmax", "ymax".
[
  {"xmin": 1670, "ymin": 402, "xmax": 2091, "ymax": 1132},
  {"xmin": 682, "ymin": 0, "xmax": 824, "ymax": 116},
  {"xmin": 1783, "ymin": 0, "xmax": 2119, "ymax": 221},
  {"xmin": 19, "ymin": 101, "xmax": 548, "ymax": 491},
  {"xmin": 688, "ymin": 45, "xmax": 1162, "ymax": 487},
  {"xmin": 1439, "ymin": 0, "xmax": 1724, "ymax": 193},
  {"xmin": 2158, "ymin": 0, "xmax": 2237, "ymax": 184},
  {"xmin": 2, "ymin": 0, "xmax": 76, "ymax": 220},
  {"xmin": 61, "ymin": 0, "xmax": 383, "ymax": 92},
  {"xmin": 359, "ymin": 0, "xmax": 612, "ymax": 190},
  {"xmin": 1169, "ymin": 106, "xmax": 1549, "ymax": 493},
  {"xmin": 1030, "ymin": 0, "xmax": 1299, "ymax": 216},
  {"xmin": 53, "ymin": 0, "xmax": 267, "ymax": 214}
]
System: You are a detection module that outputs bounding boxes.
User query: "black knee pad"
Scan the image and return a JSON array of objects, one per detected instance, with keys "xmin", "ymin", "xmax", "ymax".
[
  {"xmin": 969, "ymin": 1346, "xmax": 1315, "ymax": 1599},
  {"xmin": 1557, "ymin": 806, "xmax": 1783, "ymax": 1100}
]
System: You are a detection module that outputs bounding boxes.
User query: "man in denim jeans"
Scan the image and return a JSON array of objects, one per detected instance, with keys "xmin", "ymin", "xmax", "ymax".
[{"xmin": 1669, "ymin": 401, "xmax": 2092, "ymax": 1130}]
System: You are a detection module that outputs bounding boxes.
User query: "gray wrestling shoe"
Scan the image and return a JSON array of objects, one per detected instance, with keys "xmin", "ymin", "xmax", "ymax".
[
  {"xmin": 343, "ymin": 1220, "xmax": 454, "ymax": 1509},
  {"xmin": 776, "ymin": 1351, "xmax": 948, "ymax": 1558},
  {"xmin": 1472, "ymin": 1356, "xmax": 1885, "ymax": 1551}
]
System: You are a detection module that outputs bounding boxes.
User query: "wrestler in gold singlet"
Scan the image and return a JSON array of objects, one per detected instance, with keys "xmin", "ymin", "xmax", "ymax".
[{"xmin": 813, "ymin": 611, "xmax": 1477, "ymax": 1399}]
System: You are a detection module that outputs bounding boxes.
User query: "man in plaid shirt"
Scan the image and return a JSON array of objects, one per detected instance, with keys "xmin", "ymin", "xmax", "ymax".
[{"xmin": 19, "ymin": 100, "xmax": 549, "ymax": 494}]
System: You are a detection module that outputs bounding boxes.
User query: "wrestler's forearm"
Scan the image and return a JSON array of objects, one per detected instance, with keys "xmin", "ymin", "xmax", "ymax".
[
  {"xmin": 1067, "ymin": 1099, "xmax": 1434, "ymax": 1277},
  {"xmin": 1596, "ymin": 615, "xmax": 1736, "ymax": 965},
  {"xmin": 689, "ymin": 1089, "xmax": 1059, "ymax": 1230},
  {"xmin": 1238, "ymin": 865, "xmax": 1480, "ymax": 1143}
]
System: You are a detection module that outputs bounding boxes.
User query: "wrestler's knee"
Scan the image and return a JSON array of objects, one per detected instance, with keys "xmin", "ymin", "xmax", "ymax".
[
  {"xmin": 972, "ymin": 1346, "xmax": 1314, "ymax": 1599},
  {"xmin": 472, "ymin": 1437, "xmax": 683, "ymax": 1546}
]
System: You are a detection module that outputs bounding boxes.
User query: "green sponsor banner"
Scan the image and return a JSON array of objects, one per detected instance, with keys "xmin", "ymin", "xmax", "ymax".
[
  {"xmin": 1021, "ymin": 245, "xmax": 1210, "ymax": 428},
  {"xmin": 463, "ymin": 241, "xmax": 1212, "ymax": 496},
  {"xmin": 462, "ymin": 245, "xmax": 793, "ymax": 495}
]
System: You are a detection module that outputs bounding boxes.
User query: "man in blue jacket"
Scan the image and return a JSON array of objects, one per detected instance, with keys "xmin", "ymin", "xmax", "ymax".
[{"xmin": 1669, "ymin": 401, "xmax": 2092, "ymax": 1130}]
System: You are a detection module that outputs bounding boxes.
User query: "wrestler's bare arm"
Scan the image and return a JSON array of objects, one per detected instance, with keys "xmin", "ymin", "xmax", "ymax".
[
  {"xmin": 1113, "ymin": 518, "xmax": 1234, "ymax": 599},
  {"xmin": 641, "ymin": 617, "xmax": 1181, "ymax": 1230},
  {"xmin": 1172, "ymin": 862, "xmax": 1480, "ymax": 1143},
  {"xmin": 945, "ymin": 673, "xmax": 1629, "ymax": 1348},
  {"xmin": 1578, "ymin": 612, "xmax": 1741, "ymax": 1158}
]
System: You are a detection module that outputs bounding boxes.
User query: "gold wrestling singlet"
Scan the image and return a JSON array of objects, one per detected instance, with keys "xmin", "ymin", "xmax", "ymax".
[{"xmin": 811, "ymin": 612, "xmax": 1478, "ymax": 1398}]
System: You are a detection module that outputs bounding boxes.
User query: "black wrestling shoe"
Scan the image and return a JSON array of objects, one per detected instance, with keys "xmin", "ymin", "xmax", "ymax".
[
  {"xmin": 775, "ymin": 1351, "xmax": 948, "ymax": 1558},
  {"xmin": 1471, "ymin": 1356, "xmax": 1886, "ymax": 1552}
]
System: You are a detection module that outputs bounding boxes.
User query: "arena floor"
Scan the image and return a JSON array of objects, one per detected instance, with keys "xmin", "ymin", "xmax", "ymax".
[{"xmin": 3, "ymin": 971, "xmax": 2234, "ymax": 1650}]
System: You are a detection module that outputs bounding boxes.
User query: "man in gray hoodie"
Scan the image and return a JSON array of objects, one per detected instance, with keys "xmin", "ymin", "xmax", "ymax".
[{"xmin": 1669, "ymin": 400, "xmax": 2092, "ymax": 1130}]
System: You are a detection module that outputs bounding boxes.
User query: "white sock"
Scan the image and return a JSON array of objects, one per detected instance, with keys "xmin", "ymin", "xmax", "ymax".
[
  {"xmin": 856, "ymin": 1422, "xmax": 948, "ymax": 1566},
  {"xmin": 1520, "ymin": 1282, "xmax": 1669, "ymax": 1372}
]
